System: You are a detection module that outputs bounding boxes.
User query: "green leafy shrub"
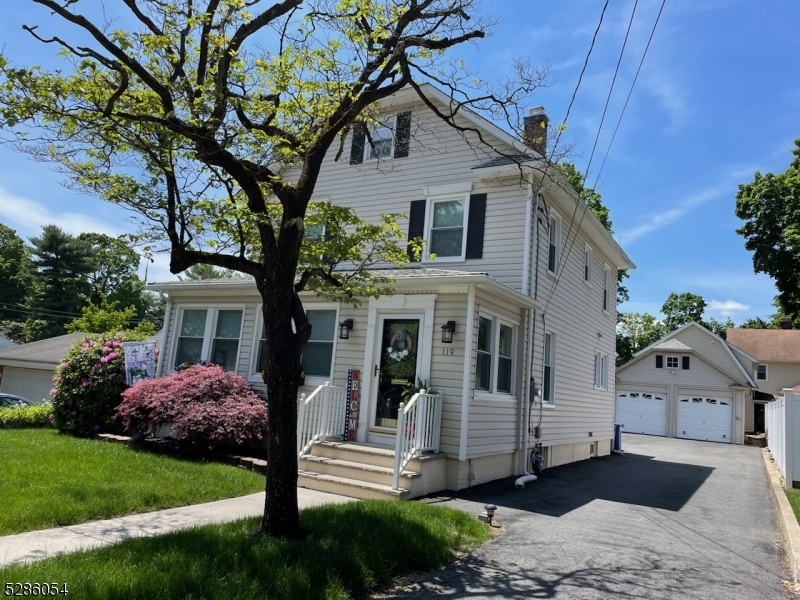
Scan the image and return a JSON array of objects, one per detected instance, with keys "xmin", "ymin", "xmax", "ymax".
[
  {"xmin": 0, "ymin": 404, "xmax": 53, "ymax": 428},
  {"xmin": 51, "ymin": 331, "xmax": 151, "ymax": 436}
]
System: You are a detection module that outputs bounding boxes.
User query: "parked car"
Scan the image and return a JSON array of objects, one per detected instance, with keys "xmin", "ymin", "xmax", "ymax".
[{"xmin": 0, "ymin": 394, "xmax": 34, "ymax": 408}]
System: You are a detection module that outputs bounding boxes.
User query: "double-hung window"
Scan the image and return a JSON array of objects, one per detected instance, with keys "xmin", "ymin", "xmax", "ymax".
[
  {"xmin": 253, "ymin": 307, "xmax": 337, "ymax": 381},
  {"xmin": 475, "ymin": 315, "xmax": 516, "ymax": 396},
  {"xmin": 173, "ymin": 307, "xmax": 243, "ymax": 371},
  {"xmin": 594, "ymin": 352, "xmax": 608, "ymax": 390},
  {"xmin": 429, "ymin": 197, "xmax": 466, "ymax": 259},
  {"xmin": 584, "ymin": 244, "xmax": 593, "ymax": 284},
  {"xmin": 366, "ymin": 118, "xmax": 395, "ymax": 160},
  {"xmin": 548, "ymin": 215, "xmax": 561, "ymax": 274},
  {"xmin": 543, "ymin": 332, "xmax": 555, "ymax": 403},
  {"xmin": 757, "ymin": 364, "xmax": 768, "ymax": 381}
]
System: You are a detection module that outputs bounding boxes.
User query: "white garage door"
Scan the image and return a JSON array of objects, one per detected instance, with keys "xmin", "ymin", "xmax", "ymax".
[
  {"xmin": 616, "ymin": 391, "xmax": 667, "ymax": 436},
  {"xmin": 677, "ymin": 395, "xmax": 732, "ymax": 443},
  {"xmin": 0, "ymin": 367, "xmax": 55, "ymax": 404}
]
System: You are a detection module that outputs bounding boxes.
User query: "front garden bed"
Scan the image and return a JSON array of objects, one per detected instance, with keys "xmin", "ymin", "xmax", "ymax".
[
  {"xmin": 0, "ymin": 500, "xmax": 491, "ymax": 599},
  {"xmin": 0, "ymin": 429, "xmax": 264, "ymax": 535}
]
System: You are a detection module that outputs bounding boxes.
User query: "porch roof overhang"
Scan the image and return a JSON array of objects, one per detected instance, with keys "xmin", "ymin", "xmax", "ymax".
[{"xmin": 146, "ymin": 269, "xmax": 542, "ymax": 311}]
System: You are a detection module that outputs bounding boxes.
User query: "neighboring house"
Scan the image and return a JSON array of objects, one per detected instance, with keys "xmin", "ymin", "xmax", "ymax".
[
  {"xmin": 147, "ymin": 83, "xmax": 635, "ymax": 499},
  {"xmin": 0, "ymin": 333, "xmax": 88, "ymax": 404},
  {"xmin": 615, "ymin": 322, "xmax": 757, "ymax": 445},
  {"xmin": 0, "ymin": 335, "xmax": 17, "ymax": 351},
  {"xmin": 726, "ymin": 327, "xmax": 800, "ymax": 433}
]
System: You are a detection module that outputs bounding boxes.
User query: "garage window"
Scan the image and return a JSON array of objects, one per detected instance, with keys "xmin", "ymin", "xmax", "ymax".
[
  {"xmin": 666, "ymin": 356, "xmax": 679, "ymax": 369},
  {"xmin": 757, "ymin": 365, "xmax": 768, "ymax": 380}
]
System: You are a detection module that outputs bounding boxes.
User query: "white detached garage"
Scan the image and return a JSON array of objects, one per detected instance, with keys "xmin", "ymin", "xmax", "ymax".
[
  {"xmin": 0, "ymin": 333, "xmax": 88, "ymax": 404},
  {"xmin": 616, "ymin": 323, "xmax": 756, "ymax": 445}
]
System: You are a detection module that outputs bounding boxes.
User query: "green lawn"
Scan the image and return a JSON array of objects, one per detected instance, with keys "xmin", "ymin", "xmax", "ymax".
[
  {"xmin": 786, "ymin": 488, "xmax": 800, "ymax": 525},
  {"xmin": 0, "ymin": 429, "xmax": 264, "ymax": 535},
  {"xmin": 0, "ymin": 500, "xmax": 491, "ymax": 600}
]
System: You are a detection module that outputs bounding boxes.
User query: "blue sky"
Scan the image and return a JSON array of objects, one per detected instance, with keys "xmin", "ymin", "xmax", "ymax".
[{"xmin": 0, "ymin": 0, "xmax": 798, "ymax": 323}]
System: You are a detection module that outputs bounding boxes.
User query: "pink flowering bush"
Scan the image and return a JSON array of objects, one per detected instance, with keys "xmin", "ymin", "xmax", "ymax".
[
  {"xmin": 51, "ymin": 332, "xmax": 150, "ymax": 436},
  {"xmin": 116, "ymin": 364, "xmax": 268, "ymax": 450}
]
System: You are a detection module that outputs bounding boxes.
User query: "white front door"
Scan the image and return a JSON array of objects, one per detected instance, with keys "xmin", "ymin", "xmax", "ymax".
[
  {"xmin": 616, "ymin": 390, "xmax": 667, "ymax": 436},
  {"xmin": 366, "ymin": 313, "xmax": 425, "ymax": 445},
  {"xmin": 677, "ymin": 395, "xmax": 733, "ymax": 443}
]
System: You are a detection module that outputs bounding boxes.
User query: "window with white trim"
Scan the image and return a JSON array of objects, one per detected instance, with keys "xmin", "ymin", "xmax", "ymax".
[
  {"xmin": 365, "ymin": 117, "xmax": 395, "ymax": 160},
  {"xmin": 548, "ymin": 215, "xmax": 561, "ymax": 274},
  {"xmin": 253, "ymin": 308, "xmax": 337, "ymax": 380},
  {"xmin": 602, "ymin": 266, "xmax": 610, "ymax": 311},
  {"xmin": 757, "ymin": 364, "xmax": 768, "ymax": 381},
  {"xmin": 594, "ymin": 352, "xmax": 608, "ymax": 389},
  {"xmin": 475, "ymin": 315, "xmax": 516, "ymax": 395},
  {"xmin": 543, "ymin": 332, "xmax": 555, "ymax": 403},
  {"xmin": 428, "ymin": 196, "xmax": 467, "ymax": 259},
  {"xmin": 584, "ymin": 244, "xmax": 593, "ymax": 284},
  {"xmin": 666, "ymin": 356, "xmax": 679, "ymax": 369},
  {"xmin": 173, "ymin": 307, "xmax": 243, "ymax": 371}
]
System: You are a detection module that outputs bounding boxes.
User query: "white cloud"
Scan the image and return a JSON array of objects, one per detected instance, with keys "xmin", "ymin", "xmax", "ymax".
[
  {"xmin": 708, "ymin": 300, "xmax": 750, "ymax": 316},
  {"xmin": 0, "ymin": 186, "xmax": 121, "ymax": 238}
]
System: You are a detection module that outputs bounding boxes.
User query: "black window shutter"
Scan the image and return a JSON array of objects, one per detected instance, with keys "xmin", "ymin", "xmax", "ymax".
[
  {"xmin": 682, "ymin": 356, "xmax": 690, "ymax": 370},
  {"xmin": 407, "ymin": 200, "xmax": 426, "ymax": 262},
  {"xmin": 465, "ymin": 193, "xmax": 487, "ymax": 259},
  {"xmin": 350, "ymin": 122, "xmax": 366, "ymax": 165},
  {"xmin": 655, "ymin": 355, "xmax": 663, "ymax": 369},
  {"xmin": 394, "ymin": 112, "xmax": 412, "ymax": 158}
]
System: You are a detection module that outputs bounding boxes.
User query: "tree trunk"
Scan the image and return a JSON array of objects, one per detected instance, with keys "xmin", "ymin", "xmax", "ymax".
[{"xmin": 257, "ymin": 280, "xmax": 303, "ymax": 538}]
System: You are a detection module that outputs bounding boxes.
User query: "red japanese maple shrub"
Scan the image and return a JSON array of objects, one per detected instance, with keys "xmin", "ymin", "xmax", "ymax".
[{"xmin": 117, "ymin": 364, "xmax": 267, "ymax": 449}]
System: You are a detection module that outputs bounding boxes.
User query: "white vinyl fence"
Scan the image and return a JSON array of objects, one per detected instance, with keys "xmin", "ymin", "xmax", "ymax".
[{"xmin": 766, "ymin": 390, "xmax": 800, "ymax": 489}]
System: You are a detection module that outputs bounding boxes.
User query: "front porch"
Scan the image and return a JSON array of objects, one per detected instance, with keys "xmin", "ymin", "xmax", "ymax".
[{"xmin": 297, "ymin": 381, "xmax": 447, "ymax": 500}]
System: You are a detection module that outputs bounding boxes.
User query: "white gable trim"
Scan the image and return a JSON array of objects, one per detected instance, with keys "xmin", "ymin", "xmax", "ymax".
[{"xmin": 629, "ymin": 321, "xmax": 756, "ymax": 387}]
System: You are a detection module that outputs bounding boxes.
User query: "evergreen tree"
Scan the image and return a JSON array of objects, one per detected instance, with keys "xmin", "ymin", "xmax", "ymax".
[{"xmin": 27, "ymin": 225, "xmax": 93, "ymax": 340}]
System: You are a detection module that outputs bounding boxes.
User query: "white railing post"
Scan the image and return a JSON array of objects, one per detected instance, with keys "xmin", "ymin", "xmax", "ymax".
[
  {"xmin": 318, "ymin": 381, "xmax": 331, "ymax": 442},
  {"xmin": 393, "ymin": 402, "xmax": 406, "ymax": 490},
  {"xmin": 297, "ymin": 393, "xmax": 306, "ymax": 456}
]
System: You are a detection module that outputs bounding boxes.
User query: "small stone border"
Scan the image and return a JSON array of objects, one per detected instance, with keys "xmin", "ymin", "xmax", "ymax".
[
  {"xmin": 761, "ymin": 447, "xmax": 800, "ymax": 583},
  {"xmin": 96, "ymin": 433, "xmax": 267, "ymax": 474}
]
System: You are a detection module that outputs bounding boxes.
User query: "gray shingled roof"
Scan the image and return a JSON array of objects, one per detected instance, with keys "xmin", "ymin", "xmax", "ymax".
[
  {"xmin": 0, "ymin": 332, "xmax": 89, "ymax": 366},
  {"xmin": 473, "ymin": 155, "xmax": 535, "ymax": 169},
  {"xmin": 652, "ymin": 339, "xmax": 692, "ymax": 352}
]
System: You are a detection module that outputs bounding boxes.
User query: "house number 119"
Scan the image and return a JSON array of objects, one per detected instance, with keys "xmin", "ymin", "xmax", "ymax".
[{"xmin": 442, "ymin": 348, "xmax": 455, "ymax": 355}]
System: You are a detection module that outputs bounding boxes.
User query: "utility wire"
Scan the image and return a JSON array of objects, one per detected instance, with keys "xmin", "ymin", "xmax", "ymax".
[
  {"xmin": 593, "ymin": 0, "xmax": 667, "ymax": 188},
  {"xmin": 0, "ymin": 303, "xmax": 149, "ymax": 324}
]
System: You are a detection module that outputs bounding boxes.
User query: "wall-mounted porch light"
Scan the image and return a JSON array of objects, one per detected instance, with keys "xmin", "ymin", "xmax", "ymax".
[
  {"xmin": 441, "ymin": 321, "xmax": 457, "ymax": 344},
  {"xmin": 338, "ymin": 319, "xmax": 354, "ymax": 340}
]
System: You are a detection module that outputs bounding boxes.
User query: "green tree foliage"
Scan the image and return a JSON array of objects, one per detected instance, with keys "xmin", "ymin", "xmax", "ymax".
[
  {"xmin": 704, "ymin": 316, "xmax": 735, "ymax": 340},
  {"xmin": 738, "ymin": 316, "xmax": 775, "ymax": 329},
  {"xmin": 0, "ymin": 223, "xmax": 31, "ymax": 323},
  {"xmin": 180, "ymin": 264, "xmax": 237, "ymax": 281},
  {"xmin": 616, "ymin": 312, "xmax": 666, "ymax": 362},
  {"xmin": 558, "ymin": 163, "xmax": 629, "ymax": 305},
  {"xmin": 735, "ymin": 140, "xmax": 800, "ymax": 321},
  {"xmin": 661, "ymin": 292, "xmax": 707, "ymax": 332},
  {"xmin": 66, "ymin": 296, "xmax": 138, "ymax": 334},
  {"xmin": 0, "ymin": 0, "xmax": 545, "ymax": 538},
  {"xmin": 78, "ymin": 233, "xmax": 147, "ymax": 317},
  {"xmin": 27, "ymin": 225, "xmax": 94, "ymax": 340}
]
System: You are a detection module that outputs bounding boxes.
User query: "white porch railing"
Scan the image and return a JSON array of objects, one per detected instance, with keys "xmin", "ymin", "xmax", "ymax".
[
  {"xmin": 297, "ymin": 382, "xmax": 348, "ymax": 458},
  {"xmin": 392, "ymin": 390, "xmax": 442, "ymax": 490}
]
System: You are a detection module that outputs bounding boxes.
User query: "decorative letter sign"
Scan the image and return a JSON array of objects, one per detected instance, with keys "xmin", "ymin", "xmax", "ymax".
[{"xmin": 344, "ymin": 369, "xmax": 360, "ymax": 441}]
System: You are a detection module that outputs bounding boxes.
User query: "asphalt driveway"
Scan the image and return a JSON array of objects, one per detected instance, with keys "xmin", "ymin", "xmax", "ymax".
[{"xmin": 402, "ymin": 434, "xmax": 793, "ymax": 599}]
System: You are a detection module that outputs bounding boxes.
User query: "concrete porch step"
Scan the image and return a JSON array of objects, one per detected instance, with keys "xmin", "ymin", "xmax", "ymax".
[
  {"xmin": 297, "ymin": 470, "xmax": 409, "ymax": 501},
  {"xmin": 310, "ymin": 441, "xmax": 397, "ymax": 468},
  {"xmin": 300, "ymin": 454, "xmax": 420, "ymax": 487}
]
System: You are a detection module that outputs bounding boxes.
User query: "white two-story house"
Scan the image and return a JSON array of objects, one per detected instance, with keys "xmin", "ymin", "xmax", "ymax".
[{"xmin": 147, "ymin": 84, "xmax": 635, "ymax": 499}]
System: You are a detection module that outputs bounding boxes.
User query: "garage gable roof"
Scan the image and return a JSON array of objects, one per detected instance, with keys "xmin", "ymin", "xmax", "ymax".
[
  {"xmin": 0, "ymin": 332, "xmax": 88, "ymax": 367},
  {"xmin": 622, "ymin": 322, "xmax": 755, "ymax": 387},
  {"xmin": 652, "ymin": 339, "xmax": 692, "ymax": 351}
]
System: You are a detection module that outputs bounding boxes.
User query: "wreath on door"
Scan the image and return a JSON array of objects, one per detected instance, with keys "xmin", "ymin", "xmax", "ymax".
[{"xmin": 386, "ymin": 329, "xmax": 414, "ymax": 361}]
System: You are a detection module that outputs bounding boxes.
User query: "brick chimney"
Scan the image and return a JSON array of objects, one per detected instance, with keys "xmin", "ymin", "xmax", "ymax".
[
  {"xmin": 781, "ymin": 318, "xmax": 793, "ymax": 330},
  {"xmin": 523, "ymin": 106, "xmax": 549, "ymax": 157}
]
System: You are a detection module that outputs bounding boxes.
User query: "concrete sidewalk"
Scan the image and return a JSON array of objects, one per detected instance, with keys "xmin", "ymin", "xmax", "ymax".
[{"xmin": 0, "ymin": 488, "xmax": 352, "ymax": 568}]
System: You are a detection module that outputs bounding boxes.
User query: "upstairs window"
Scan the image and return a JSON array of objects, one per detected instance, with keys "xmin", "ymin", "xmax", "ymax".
[
  {"xmin": 429, "ymin": 198, "xmax": 466, "ymax": 258},
  {"xmin": 543, "ymin": 332, "xmax": 556, "ymax": 403},
  {"xmin": 350, "ymin": 112, "xmax": 411, "ymax": 164},
  {"xmin": 666, "ymin": 356, "xmax": 679, "ymax": 369},
  {"xmin": 757, "ymin": 364, "xmax": 768, "ymax": 380},
  {"xmin": 366, "ymin": 118, "xmax": 395, "ymax": 160},
  {"xmin": 548, "ymin": 215, "xmax": 561, "ymax": 274},
  {"xmin": 584, "ymin": 245, "xmax": 593, "ymax": 284},
  {"xmin": 603, "ymin": 266, "xmax": 610, "ymax": 311}
]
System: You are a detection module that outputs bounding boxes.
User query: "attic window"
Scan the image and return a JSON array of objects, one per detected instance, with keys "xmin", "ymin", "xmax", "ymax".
[
  {"xmin": 366, "ymin": 118, "xmax": 395, "ymax": 160},
  {"xmin": 349, "ymin": 112, "xmax": 412, "ymax": 164},
  {"xmin": 666, "ymin": 356, "xmax": 679, "ymax": 369}
]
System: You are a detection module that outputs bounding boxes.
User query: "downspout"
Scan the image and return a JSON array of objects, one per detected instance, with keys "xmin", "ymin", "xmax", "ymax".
[
  {"xmin": 155, "ymin": 291, "xmax": 171, "ymax": 378},
  {"xmin": 516, "ymin": 187, "xmax": 539, "ymax": 489},
  {"xmin": 458, "ymin": 285, "xmax": 476, "ymax": 462}
]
